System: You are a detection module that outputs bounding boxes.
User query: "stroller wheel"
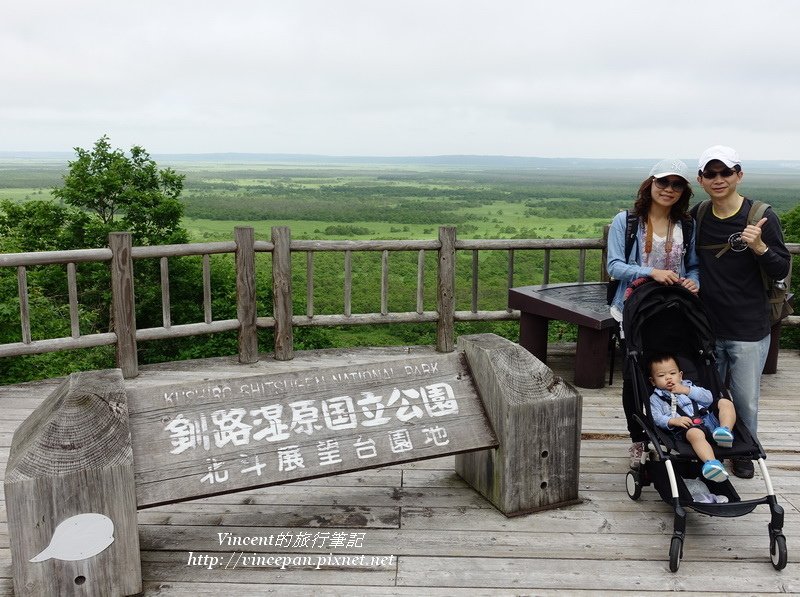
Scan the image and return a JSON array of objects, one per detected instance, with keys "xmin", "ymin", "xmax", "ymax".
[
  {"xmin": 770, "ymin": 534, "xmax": 787, "ymax": 570},
  {"xmin": 625, "ymin": 470, "xmax": 642, "ymax": 500},
  {"xmin": 669, "ymin": 536, "xmax": 683, "ymax": 572}
]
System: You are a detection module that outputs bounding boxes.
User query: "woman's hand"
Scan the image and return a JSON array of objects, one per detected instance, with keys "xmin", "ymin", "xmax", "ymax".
[
  {"xmin": 650, "ymin": 269, "xmax": 680, "ymax": 285},
  {"xmin": 680, "ymin": 278, "xmax": 698, "ymax": 294}
]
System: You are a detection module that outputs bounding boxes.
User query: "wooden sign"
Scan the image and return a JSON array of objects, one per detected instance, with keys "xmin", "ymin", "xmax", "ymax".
[{"xmin": 127, "ymin": 352, "xmax": 497, "ymax": 507}]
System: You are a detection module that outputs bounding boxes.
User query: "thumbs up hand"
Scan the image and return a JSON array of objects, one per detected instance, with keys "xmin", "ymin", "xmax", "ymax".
[{"xmin": 742, "ymin": 217, "xmax": 769, "ymax": 255}]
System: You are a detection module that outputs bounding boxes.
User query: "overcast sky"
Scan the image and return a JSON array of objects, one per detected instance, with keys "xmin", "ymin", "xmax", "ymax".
[{"xmin": 4, "ymin": 1, "xmax": 800, "ymax": 160}]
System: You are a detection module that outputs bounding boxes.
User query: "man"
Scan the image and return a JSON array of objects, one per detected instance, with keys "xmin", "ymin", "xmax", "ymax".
[{"xmin": 690, "ymin": 145, "xmax": 790, "ymax": 478}]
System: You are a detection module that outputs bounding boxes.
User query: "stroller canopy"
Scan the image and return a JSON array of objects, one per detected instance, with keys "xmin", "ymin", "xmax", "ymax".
[{"xmin": 622, "ymin": 280, "xmax": 715, "ymax": 359}]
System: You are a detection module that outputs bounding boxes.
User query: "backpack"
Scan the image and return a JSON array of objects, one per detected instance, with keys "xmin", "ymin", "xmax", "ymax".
[
  {"xmin": 606, "ymin": 211, "xmax": 694, "ymax": 305},
  {"xmin": 695, "ymin": 199, "xmax": 793, "ymax": 325}
]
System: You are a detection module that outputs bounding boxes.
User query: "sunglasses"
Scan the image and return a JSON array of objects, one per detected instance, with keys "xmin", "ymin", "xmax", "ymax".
[
  {"xmin": 653, "ymin": 177, "xmax": 687, "ymax": 192},
  {"xmin": 701, "ymin": 167, "xmax": 738, "ymax": 179}
]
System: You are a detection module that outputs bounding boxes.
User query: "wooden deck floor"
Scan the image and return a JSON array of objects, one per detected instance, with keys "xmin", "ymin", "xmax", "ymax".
[{"xmin": 1, "ymin": 344, "xmax": 799, "ymax": 595}]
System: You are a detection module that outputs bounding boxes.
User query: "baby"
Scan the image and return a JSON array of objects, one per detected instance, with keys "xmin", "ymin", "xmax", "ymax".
[{"xmin": 648, "ymin": 354, "xmax": 737, "ymax": 482}]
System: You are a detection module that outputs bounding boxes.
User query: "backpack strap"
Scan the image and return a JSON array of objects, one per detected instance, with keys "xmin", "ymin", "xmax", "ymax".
[
  {"xmin": 747, "ymin": 200, "xmax": 769, "ymax": 225},
  {"xmin": 679, "ymin": 217, "xmax": 693, "ymax": 252},
  {"xmin": 694, "ymin": 199, "xmax": 711, "ymax": 241},
  {"xmin": 623, "ymin": 210, "xmax": 639, "ymax": 261},
  {"xmin": 696, "ymin": 199, "xmax": 730, "ymax": 256}
]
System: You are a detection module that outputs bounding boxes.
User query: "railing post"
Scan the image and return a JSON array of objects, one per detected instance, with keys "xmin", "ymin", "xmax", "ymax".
[
  {"xmin": 272, "ymin": 225, "xmax": 293, "ymax": 360},
  {"xmin": 600, "ymin": 224, "xmax": 611, "ymax": 281},
  {"xmin": 234, "ymin": 226, "xmax": 258, "ymax": 364},
  {"xmin": 109, "ymin": 232, "xmax": 138, "ymax": 378},
  {"xmin": 437, "ymin": 226, "xmax": 456, "ymax": 352}
]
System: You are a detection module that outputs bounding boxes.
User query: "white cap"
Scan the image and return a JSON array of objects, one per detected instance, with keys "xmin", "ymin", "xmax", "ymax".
[
  {"xmin": 649, "ymin": 158, "xmax": 690, "ymax": 181},
  {"xmin": 699, "ymin": 145, "xmax": 741, "ymax": 171}
]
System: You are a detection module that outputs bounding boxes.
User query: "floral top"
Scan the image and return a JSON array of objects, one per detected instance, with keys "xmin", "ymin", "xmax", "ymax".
[{"xmin": 641, "ymin": 221, "xmax": 684, "ymax": 275}]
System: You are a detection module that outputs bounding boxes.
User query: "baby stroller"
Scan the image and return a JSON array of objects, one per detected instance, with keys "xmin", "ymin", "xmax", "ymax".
[{"xmin": 621, "ymin": 280, "xmax": 787, "ymax": 572}]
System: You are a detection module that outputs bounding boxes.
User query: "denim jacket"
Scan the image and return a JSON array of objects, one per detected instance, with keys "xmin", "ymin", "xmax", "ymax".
[{"xmin": 606, "ymin": 211, "xmax": 700, "ymax": 313}]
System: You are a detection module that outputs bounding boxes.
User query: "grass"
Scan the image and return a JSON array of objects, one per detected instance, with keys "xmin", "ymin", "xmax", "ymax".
[
  {"xmin": 183, "ymin": 202, "xmax": 609, "ymax": 242},
  {"xmin": 0, "ymin": 188, "xmax": 55, "ymax": 202}
]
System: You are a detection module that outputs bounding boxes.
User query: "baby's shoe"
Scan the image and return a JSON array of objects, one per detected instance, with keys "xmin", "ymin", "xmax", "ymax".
[
  {"xmin": 712, "ymin": 426, "xmax": 734, "ymax": 448},
  {"xmin": 702, "ymin": 459, "xmax": 728, "ymax": 482}
]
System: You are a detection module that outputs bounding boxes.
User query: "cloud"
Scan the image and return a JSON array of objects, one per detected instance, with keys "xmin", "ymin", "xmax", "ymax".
[{"xmin": 3, "ymin": 1, "xmax": 800, "ymax": 158}]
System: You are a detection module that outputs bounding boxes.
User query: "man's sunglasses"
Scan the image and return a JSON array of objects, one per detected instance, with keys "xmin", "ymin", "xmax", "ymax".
[
  {"xmin": 700, "ymin": 167, "xmax": 738, "ymax": 179},
  {"xmin": 653, "ymin": 177, "xmax": 686, "ymax": 192}
]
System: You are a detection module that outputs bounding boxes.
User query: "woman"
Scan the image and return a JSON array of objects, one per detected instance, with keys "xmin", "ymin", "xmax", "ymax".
[{"xmin": 606, "ymin": 158, "xmax": 700, "ymax": 469}]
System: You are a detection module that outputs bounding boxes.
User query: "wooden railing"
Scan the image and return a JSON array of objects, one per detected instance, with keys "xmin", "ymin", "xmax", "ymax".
[{"xmin": 1, "ymin": 226, "xmax": 797, "ymax": 378}]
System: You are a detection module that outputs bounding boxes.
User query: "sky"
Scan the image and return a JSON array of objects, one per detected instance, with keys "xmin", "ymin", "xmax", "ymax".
[{"xmin": 3, "ymin": 1, "xmax": 800, "ymax": 160}]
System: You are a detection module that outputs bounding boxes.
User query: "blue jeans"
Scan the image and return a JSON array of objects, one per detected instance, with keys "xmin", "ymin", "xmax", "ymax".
[{"xmin": 714, "ymin": 335, "xmax": 771, "ymax": 438}]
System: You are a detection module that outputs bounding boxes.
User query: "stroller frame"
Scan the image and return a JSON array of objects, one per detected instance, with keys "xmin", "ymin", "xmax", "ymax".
[{"xmin": 620, "ymin": 281, "xmax": 787, "ymax": 572}]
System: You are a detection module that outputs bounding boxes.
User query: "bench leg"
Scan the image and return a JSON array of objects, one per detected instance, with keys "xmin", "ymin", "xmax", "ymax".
[
  {"xmin": 518, "ymin": 312, "xmax": 549, "ymax": 364},
  {"xmin": 575, "ymin": 326, "xmax": 611, "ymax": 388}
]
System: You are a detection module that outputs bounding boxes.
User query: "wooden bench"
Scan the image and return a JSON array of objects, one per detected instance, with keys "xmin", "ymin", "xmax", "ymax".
[
  {"xmin": 509, "ymin": 282, "xmax": 616, "ymax": 389},
  {"xmin": 4, "ymin": 334, "xmax": 582, "ymax": 596}
]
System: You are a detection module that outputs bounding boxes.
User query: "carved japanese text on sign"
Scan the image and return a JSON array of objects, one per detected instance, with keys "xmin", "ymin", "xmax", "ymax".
[{"xmin": 126, "ymin": 353, "xmax": 496, "ymax": 507}]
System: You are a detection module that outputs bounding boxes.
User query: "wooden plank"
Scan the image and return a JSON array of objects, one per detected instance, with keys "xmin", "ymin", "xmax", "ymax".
[
  {"xmin": 380, "ymin": 250, "xmax": 388, "ymax": 316},
  {"xmin": 138, "ymin": 504, "xmax": 400, "ymax": 529},
  {"xmin": 234, "ymin": 227, "xmax": 258, "ymax": 364},
  {"xmin": 344, "ymin": 250, "xmax": 352, "ymax": 317},
  {"xmin": 306, "ymin": 251, "xmax": 314, "ymax": 318},
  {"xmin": 202, "ymin": 254, "xmax": 212, "ymax": 324},
  {"xmin": 416, "ymin": 249, "xmax": 424, "ymax": 314},
  {"xmin": 140, "ymin": 549, "xmax": 397, "ymax": 586},
  {"xmin": 396, "ymin": 557, "xmax": 800, "ymax": 592},
  {"xmin": 130, "ymin": 241, "xmax": 237, "ymax": 259},
  {"xmin": 66, "ymin": 262, "xmax": 80, "ymax": 338},
  {"xmin": 542, "ymin": 248, "xmax": 550, "ymax": 283},
  {"xmin": 436, "ymin": 226, "xmax": 455, "ymax": 352},
  {"xmin": 109, "ymin": 232, "xmax": 138, "ymax": 378},
  {"xmin": 127, "ymin": 352, "xmax": 497, "ymax": 507},
  {"xmin": 0, "ymin": 332, "xmax": 118, "ymax": 358},
  {"xmin": 471, "ymin": 249, "xmax": 478, "ymax": 313},
  {"xmin": 135, "ymin": 523, "xmax": 790, "ymax": 562},
  {"xmin": 506, "ymin": 249, "xmax": 514, "ymax": 312},
  {"xmin": 0, "ymin": 248, "xmax": 111, "ymax": 267},
  {"xmin": 136, "ymin": 582, "xmax": 659, "ymax": 597},
  {"xmin": 398, "ymin": 505, "xmax": 799, "ymax": 536},
  {"xmin": 271, "ymin": 226, "xmax": 292, "ymax": 360},
  {"xmin": 140, "ymin": 485, "xmax": 499, "ymax": 510},
  {"xmin": 16, "ymin": 266, "xmax": 30, "ymax": 344},
  {"xmin": 160, "ymin": 256, "xmax": 171, "ymax": 328}
]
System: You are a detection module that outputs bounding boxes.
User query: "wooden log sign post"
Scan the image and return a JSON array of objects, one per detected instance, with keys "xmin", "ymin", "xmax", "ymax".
[{"xmin": 4, "ymin": 334, "xmax": 582, "ymax": 596}]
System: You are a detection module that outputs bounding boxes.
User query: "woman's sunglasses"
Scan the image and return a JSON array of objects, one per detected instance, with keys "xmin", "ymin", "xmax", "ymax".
[
  {"xmin": 701, "ymin": 167, "xmax": 738, "ymax": 179},
  {"xmin": 653, "ymin": 177, "xmax": 686, "ymax": 192}
]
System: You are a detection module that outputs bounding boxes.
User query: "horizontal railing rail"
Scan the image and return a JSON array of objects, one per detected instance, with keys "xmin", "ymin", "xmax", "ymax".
[{"xmin": 1, "ymin": 226, "xmax": 797, "ymax": 378}]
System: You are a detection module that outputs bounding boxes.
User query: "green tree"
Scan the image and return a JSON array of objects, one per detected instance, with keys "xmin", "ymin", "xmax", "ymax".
[
  {"xmin": 784, "ymin": 203, "xmax": 800, "ymax": 243},
  {"xmin": 0, "ymin": 137, "xmax": 238, "ymax": 382},
  {"xmin": 52, "ymin": 135, "xmax": 187, "ymax": 245},
  {"xmin": 0, "ymin": 200, "xmax": 90, "ymax": 253}
]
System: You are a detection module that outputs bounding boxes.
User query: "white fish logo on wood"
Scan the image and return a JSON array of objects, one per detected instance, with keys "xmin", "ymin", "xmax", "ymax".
[{"xmin": 29, "ymin": 513, "xmax": 115, "ymax": 562}]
